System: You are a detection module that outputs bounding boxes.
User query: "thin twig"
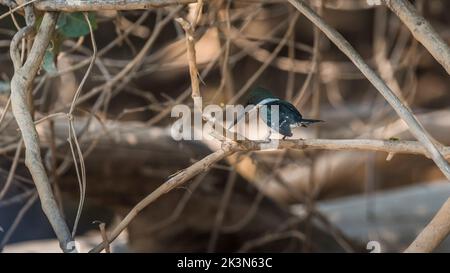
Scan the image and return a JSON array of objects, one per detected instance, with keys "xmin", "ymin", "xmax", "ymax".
[
  {"xmin": 229, "ymin": 13, "xmax": 300, "ymax": 104},
  {"xmin": 89, "ymin": 142, "xmax": 238, "ymax": 253},
  {"xmin": 147, "ymin": 172, "xmax": 208, "ymax": 232},
  {"xmin": 0, "ymin": 139, "xmax": 23, "ymax": 201},
  {"xmin": 238, "ymin": 230, "xmax": 306, "ymax": 252},
  {"xmin": 87, "ymin": 135, "xmax": 450, "ymax": 252},
  {"xmin": 287, "ymin": 0, "xmax": 450, "ymax": 180},
  {"xmin": 383, "ymin": 0, "xmax": 450, "ymax": 74},
  {"xmin": 68, "ymin": 12, "xmax": 97, "ymax": 238},
  {"xmin": 93, "ymin": 221, "xmax": 111, "ymax": 253},
  {"xmin": 207, "ymin": 170, "xmax": 237, "ymax": 252},
  {"xmin": 0, "ymin": 192, "xmax": 38, "ymax": 250},
  {"xmin": 175, "ymin": 17, "xmax": 201, "ymax": 99},
  {"xmin": 0, "ymin": 0, "xmax": 38, "ymax": 21}
]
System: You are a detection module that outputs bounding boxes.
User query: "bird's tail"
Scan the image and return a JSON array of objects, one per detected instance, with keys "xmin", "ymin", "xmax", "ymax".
[{"xmin": 299, "ymin": 119, "xmax": 324, "ymax": 127}]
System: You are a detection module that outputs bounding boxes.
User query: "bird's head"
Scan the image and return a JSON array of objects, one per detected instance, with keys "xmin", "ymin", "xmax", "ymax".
[{"xmin": 246, "ymin": 87, "xmax": 278, "ymax": 106}]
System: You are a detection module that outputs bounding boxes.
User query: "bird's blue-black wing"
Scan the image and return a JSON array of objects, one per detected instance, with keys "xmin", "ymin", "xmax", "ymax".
[{"xmin": 264, "ymin": 101, "xmax": 302, "ymax": 136}]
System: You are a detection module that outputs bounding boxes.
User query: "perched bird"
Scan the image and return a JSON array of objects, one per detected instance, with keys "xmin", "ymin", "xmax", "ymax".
[{"xmin": 232, "ymin": 87, "xmax": 323, "ymax": 139}]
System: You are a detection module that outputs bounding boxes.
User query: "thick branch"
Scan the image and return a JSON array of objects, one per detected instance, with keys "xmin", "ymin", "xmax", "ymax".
[
  {"xmin": 404, "ymin": 198, "xmax": 450, "ymax": 253},
  {"xmin": 5, "ymin": 110, "xmax": 450, "ymax": 252},
  {"xmin": 89, "ymin": 142, "xmax": 238, "ymax": 253},
  {"xmin": 287, "ymin": 0, "xmax": 450, "ymax": 180},
  {"xmin": 81, "ymin": 130, "xmax": 450, "ymax": 252},
  {"xmin": 241, "ymin": 139, "xmax": 450, "ymax": 159},
  {"xmin": 383, "ymin": 0, "xmax": 450, "ymax": 74},
  {"xmin": 9, "ymin": 12, "xmax": 74, "ymax": 253},
  {"xmin": 34, "ymin": 0, "xmax": 196, "ymax": 11},
  {"xmin": 33, "ymin": 116, "xmax": 450, "ymax": 160}
]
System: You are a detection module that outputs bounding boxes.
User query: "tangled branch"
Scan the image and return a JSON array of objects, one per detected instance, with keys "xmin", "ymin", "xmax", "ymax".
[
  {"xmin": 1, "ymin": 0, "xmax": 449, "ymax": 254},
  {"xmin": 287, "ymin": 0, "xmax": 450, "ymax": 180},
  {"xmin": 383, "ymin": 0, "xmax": 450, "ymax": 74},
  {"xmin": 9, "ymin": 11, "xmax": 74, "ymax": 252}
]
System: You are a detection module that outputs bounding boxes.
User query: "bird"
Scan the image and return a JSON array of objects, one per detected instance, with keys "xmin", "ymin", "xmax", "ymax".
[{"xmin": 231, "ymin": 87, "xmax": 324, "ymax": 139}]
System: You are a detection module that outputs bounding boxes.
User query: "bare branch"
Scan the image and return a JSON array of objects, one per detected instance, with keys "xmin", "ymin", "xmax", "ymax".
[
  {"xmin": 175, "ymin": 17, "xmax": 201, "ymax": 99},
  {"xmin": 0, "ymin": 140, "xmax": 22, "ymax": 200},
  {"xmin": 84, "ymin": 132, "xmax": 450, "ymax": 252},
  {"xmin": 287, "ymin": 0, "xmax": 450, "ymax": 180},
  {"xmin": 383, "ymin": 0, "xmax": 450, "ymax": 74},
  {"xmin": 240, "ymin": 139, "xmax": 450, "ymax": 159},
  {"xmin": 34, "ymin": 0, "xmax": 196, "ymax": 11},
  {"xmin": 89, "ymin": 142, "xmax": 238, "ymax": 253},
  {"xmin": 0, "ymin": 193, "xmax": 38, "ymax": 250},
  {"xmin": 405, "ymin": 198, "xmax": 450, "ymax": 253},
  {"xmin": 310, "ymin": 0, "xmax": 376, "ymax": 10},
  {"xmin": 9, "ymin": 12, "xmax": 74, "ymax": 252}
]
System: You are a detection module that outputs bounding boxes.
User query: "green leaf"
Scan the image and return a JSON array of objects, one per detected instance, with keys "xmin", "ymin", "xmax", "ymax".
[
  {"xmin": 57, "ymin": 12, "xmax": 97, "ymax": 38},
  {"xmin": 43, "ymin": 49, "xmax": 57, "ymax": 75}
]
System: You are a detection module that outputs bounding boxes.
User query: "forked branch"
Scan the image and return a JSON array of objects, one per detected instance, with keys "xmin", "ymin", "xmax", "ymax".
[
  {"xmin": 287, "ymin": 0, "xmax": 450, "ymax": 180},
  {"xmin": 87, "ymin": 136, "xmax": 450, "ymax": 253},
  {"xmin": 9, "ymin": 12, "xmax": 74, "ymax": 252}
]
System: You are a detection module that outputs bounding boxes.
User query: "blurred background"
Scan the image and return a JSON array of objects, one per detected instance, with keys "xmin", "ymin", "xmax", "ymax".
[{"xmin": 0, "ymin": 0, "xmax": 449, "ymax": 252}]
